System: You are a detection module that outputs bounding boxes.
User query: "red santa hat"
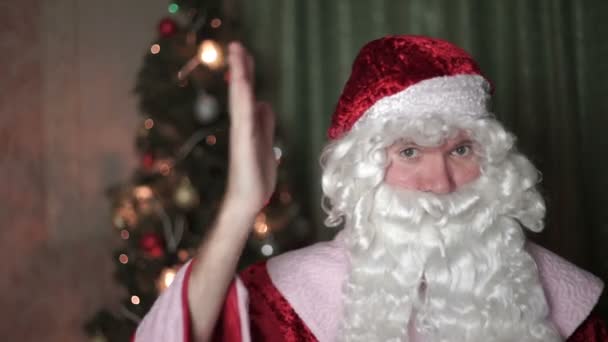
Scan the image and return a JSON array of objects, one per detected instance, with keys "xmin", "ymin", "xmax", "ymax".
[{"xmin": 327, "ymin": 35, "xmax": 493, "ymax": 140}]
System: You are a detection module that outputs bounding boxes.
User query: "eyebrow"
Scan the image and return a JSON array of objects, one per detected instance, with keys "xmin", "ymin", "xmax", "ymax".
[
  {"xmin": 397, "ymin": 138, "xmax": 475, "ymax": 148},
  {"xmin": 453, "ymin": 139, "xmax": 474, "ymax": 146}
]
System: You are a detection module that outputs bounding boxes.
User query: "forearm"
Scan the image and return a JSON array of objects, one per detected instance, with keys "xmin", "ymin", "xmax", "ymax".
[{"xmin": 187, "ymin": 198, "xmax": 256, "ymax": 341}]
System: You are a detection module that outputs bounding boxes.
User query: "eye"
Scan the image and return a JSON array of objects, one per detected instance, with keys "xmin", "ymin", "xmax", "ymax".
[
  {"xmin": 451, "ymin": 144, "xmax": 472, "ymax": 157},
  {"xmin": 399, "ymin": 147, "xmax": 419, "ymax": 159}
]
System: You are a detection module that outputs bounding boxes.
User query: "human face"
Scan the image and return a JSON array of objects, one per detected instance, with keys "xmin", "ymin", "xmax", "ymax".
[{"xmin": 384, "ymin": 132, "xmax": 481, "ymax": 194}]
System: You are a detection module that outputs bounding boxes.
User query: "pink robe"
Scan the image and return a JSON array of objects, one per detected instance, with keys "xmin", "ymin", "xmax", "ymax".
[{"xmin": 134, "ymin": 237, "xmax": 605, "ymax": 341}]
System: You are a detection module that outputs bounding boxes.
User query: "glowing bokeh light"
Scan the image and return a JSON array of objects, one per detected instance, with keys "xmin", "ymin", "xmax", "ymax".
[
  {"xmin": 198, "ymin": 40, "xmax": 223, "ymax": 68},
  {"xmin": 206, "ymin": 135, "xmax": 217, "ymax": 145},
  {"xmin": 261, "ymin": 244, "xmax": 274, "ymax": 256},
  {"xmin": 144, "ymin": 118, "xmax": 154, "ymax": 129},
  {"xmin": 273, "ymin": 146, "xmax": 282, "ymax": 160},
  {"xmin": 168, "ymin": 3, "xmax": 179, "ymax": 13},
  {"xmin": 210, "ymin": 18, "xmax": 222, "ymax": 28}
]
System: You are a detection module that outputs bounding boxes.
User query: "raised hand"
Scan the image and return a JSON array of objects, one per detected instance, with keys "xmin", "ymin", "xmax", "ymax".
[
  {"xmin": 187, "ymin": 42, "xmax": 279, "ymax": 342},
  {"xmin": 224, "ymin": 42, "xmax": 277, "ymax": 216}
]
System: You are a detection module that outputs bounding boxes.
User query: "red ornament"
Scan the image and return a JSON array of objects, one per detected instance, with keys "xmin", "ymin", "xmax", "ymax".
[
  {"xmin": 148, "ymin": 246, "xmax": 164, "ymax": 258},
  {"xmin": 142, "ymin": 153, "xmax": 155, "ymax": 170},
  {"xmin": 139, "ymin": 232, "xmax": 165, "ymax": 258},
  {"xmin": 158, "ymin": 18, "xmax": 178, "ymax": 38}
]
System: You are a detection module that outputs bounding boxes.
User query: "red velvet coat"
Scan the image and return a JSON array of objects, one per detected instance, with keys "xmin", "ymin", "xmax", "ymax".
[
  {"xmin": 135, "ymin": 244, "xmax": 606, "ymax": 342},
  {"xmin": 212, "ymin": 262, "xmax": 607, "ymax": 342}
]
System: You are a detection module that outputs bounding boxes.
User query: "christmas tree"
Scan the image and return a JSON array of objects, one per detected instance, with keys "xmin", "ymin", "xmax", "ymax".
[{"xmin": 85, "ymin": 1, "xmax": 311, "ymax": 340}]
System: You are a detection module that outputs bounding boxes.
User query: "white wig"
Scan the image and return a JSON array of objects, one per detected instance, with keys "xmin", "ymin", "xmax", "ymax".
[{"xmin": 320, "ymin": 111, "xmax": 562, "ymax": 341}]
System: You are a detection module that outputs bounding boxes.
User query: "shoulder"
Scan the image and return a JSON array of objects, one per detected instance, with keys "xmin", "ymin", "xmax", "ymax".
[
  {"xmin": 264, "ymin": 236, "xmax": 349, "ymax": 342},
  {"xmin": 238, "ymin": 236, "xmax": 349, "ymax": 294},
  {"xmin": 526, "ymin": 242, "xmax": 605, "ymax": 338},
  {"xmin": 267, "ymin": 237, "xmax": 349, "ymax": 280},
  {"xmin": 266, "ymin": 237, "xmax": 349, "ymax": 303}
]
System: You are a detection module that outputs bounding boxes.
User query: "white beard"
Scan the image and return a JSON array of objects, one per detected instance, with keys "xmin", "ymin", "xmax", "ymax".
[{"xmin": 338, "ymin": 177, "xmax": 562, "ymax": 342}]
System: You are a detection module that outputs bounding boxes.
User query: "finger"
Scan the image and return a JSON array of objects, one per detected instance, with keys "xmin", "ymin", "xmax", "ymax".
[
  {"xmin": 228, "ymin": 42, "xmax": 246, "ymax": 81},
  {"xmin": 228, "ymin": 43, "xmax": 254, "ymax": 122},
  {"xmin": 228, "ymin": 42, "xmax": 254, "ymax": 82},
  {"xmin": 229, "ymin": 79, "xmax": 253, "ymax": 117}
]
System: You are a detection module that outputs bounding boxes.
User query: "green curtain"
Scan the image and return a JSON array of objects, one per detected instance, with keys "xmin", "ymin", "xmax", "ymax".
[{"xmin": 240, "ymin": 0, "xmax": 608, "ymax": 313}]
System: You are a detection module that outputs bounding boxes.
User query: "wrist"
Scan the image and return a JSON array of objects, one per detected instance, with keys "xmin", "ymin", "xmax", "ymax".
[
  {"xmin": 217, "ymin": 195, "xmax": 259, "ymax": 230},
  {"xmin": 222, "ymin": 191, "xmax": 263, "ymax": 218}
]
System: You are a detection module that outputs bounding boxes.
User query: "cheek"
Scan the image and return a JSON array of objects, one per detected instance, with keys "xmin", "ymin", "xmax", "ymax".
[
  {"xmin": 451, "ymin": 160, "xmax": 481, "ymax": 187},
  {"xmin": 384, "ymin": 161, "xmax": 421, "ymax": 190}
]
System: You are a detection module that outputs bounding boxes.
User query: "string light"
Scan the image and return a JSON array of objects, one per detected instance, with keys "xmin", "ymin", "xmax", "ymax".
[
  {"xmin": 198, "ymin": 40, "xmax": 223, "ymax": 69},
  {"xmin": 119, "ymin": 254, "xmax": 129, "ymax": 264},
  {"xmin": 253, "ymin": 213, "xmax": 269, "ymax": 237},
  {"xmin": 168, "ymin": 3, "xmax": 179, "ymax": 13},
  {"xmin": 254, "ymin": 221, "xmax": 268, "ymax": 235},
  {"xmin": 273, "ymin": 146, "xmax": 282, "ymax": 161},
  {"xmin": 144, "ymin": 118, "xmax": 154, "ymax": 129},
  {"xmin": 163, "ymin": 270, "xmax": 176, "ymax": 287},
  {"xmin": 134, "ymin": 186, "xmax": 154, "ymax": 201},
  {"xmin": 120, "ymin": 230, "xmax": 130, "ymax": 240},
  {"xmin": 157, "ymin": 267, "xmax": 177, "ymax": 292},
  {"xmin": 210, "ymin": 18, "xmax": 222, "ymax": 28},
  {"xmin": 205, "ymin": 135, "xmax": 216, "ymax": 145},
  {"xmin": 133, "ymin": 185, "xmax": 155, "ymax": 214},
  {"xmin": 159, "ymin": 161, "xmax": 172, "ymax": 176},
  {"xmin": 177, "ymin": 40, "xmax": 223, "ymax": 80},
  {"xmin": 131, "ymin": 295, "xmax": 140, "ymax": 305},
  {"xmin": 150, "ymin": 44, "xmax": 161, "ymax": 54},
  {"xmin": 177, "ymin": 249, "xmax": 190, "ymax": 262}
]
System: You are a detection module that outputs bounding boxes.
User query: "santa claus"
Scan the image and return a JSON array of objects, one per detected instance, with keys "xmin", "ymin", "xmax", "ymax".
[{"xmin": 134, "ymin": 35, "xmax": 606, "ymax": 341}]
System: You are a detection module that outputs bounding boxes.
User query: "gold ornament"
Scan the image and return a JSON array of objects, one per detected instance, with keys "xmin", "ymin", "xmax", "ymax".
[{"xmin": 174, "ymin": 178, "xmax": 199, "ymax": 210}]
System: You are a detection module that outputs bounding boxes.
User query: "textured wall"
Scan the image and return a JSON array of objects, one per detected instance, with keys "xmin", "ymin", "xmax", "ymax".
[{"xmin": 0, "ymin": 1, "xmax": 166, "ymax": 340}]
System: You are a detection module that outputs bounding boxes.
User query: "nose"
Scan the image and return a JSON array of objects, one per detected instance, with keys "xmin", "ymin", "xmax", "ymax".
[{"xmin": 419, "ymin": 155, "xmax": 455, "ymax": 194}]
